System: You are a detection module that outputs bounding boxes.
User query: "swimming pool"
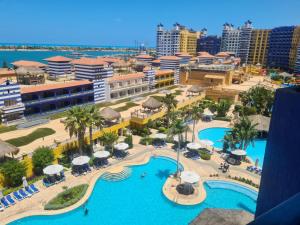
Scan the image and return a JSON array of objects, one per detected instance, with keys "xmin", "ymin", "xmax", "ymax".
[
  {"xmin": 9, "ymin": 157, "xmax": 256, "ymax": 225},
  {"xmin": 199, "ymin": 127, "xmax": 266, "ymax": 167}
]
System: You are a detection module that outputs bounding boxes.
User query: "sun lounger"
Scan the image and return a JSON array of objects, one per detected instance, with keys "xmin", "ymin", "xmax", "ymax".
[
  {"xmin": 19, "ymin": 189, "xmax": 31, "ymax": 198},
  {"xmin": 0, "ymin": 197, "xmax": 10, "ymax": 208},
  {"xmin": 0, "ymin": 204, "xmax": 4, "ymax": 211},
  {"xmin": 29, "ymin": 184, "xmax": 39, "ymax": 193},
  {"xmin": 6, "ymin": 195, "xmax": 16, "ymax": 205},
  {"xmin": 25, "ymin": 186, "xmax": 34, "ymax": 195},
  {"xmin": 13, "ymin": 192, "xmax": 23, "ymax": 201}
]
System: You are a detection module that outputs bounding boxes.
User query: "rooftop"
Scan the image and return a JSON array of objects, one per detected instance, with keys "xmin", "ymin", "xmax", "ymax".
[
  {"xmin": 20, "ymin": 80, "xmax": 92, "ymax": 94},
  {"xmin": 159, "ymin": 56, "xmax": 181, "ymax": 60},
  {"xmin": 136, "ymin": 54, "xmax": 154, "ymax": 59},
  {"xmin": 155, "ymin": 69, "xmax": 174, "ymax": 76},
  {"xmin": 72, "ymin": 57, "xmax": 108, "ymax": 66},
  {"xmin": 44, "ymin": 56, "xmax": 72, "ymax": 62},
  {"xmin": 108, "ymin": 73, "xmax": 145, "ymax": 83},
  {"xmin": 198, "ymin": 51, "xmax": 215, "ymax": 58},
  {"xmin": 0, "ymin": 68, "xmax": 16, "ymax": 77},
  {"xmin": 12, "ymin": 60, "xmax": 47, "ymax": 68}
]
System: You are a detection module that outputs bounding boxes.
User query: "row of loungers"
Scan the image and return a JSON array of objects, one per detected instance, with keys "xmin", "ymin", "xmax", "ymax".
[
  {"xmin": 72, "ymin": 164, "xmax": 92, "ymax": 177},
  {"xmin": 247, "ymin": 166, "xmax": 262, "ymax": 175},
  {"xmin": 43, "ymin": 174, "xmax": 66, "ymax": 187},
  {"xmin": 0, "ymin": 184, "xmax": 39, "ymax": 211}
]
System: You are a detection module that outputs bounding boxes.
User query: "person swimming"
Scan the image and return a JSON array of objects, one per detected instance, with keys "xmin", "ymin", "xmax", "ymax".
[
  {"xmin": 84, "ymin": 208, "xmax": 89, "ymax": 216},
  {"xmin": 141, "ymin": 172, "xmax": 147, "ymax": 178}
]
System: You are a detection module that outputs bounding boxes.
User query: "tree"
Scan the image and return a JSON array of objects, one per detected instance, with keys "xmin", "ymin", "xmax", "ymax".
[
  {"xmin": 168, "ymin": 118, "xmax": 189, "ymax": 176},
  {"xmin": 216, "ymin": 99, "xmax": 231, "ymax": 117},
  {"xmin": 1, "ymin": 160, "xmax": 27, "ymax": 187},
  {"xmin": 64, "ymin": 106, "xmax": 89, "ymax": 155},
  {"xmin": 161, "ymin": 94, "xmax": 178, "ymax": 127},
  {"xmin": 190, "ymin": 105, "xmax": 203, "ymax": 142},
  {"xmin": 86, "ymin": 105, "xmax": 105, "ymax": 149},
  {"xmin": 32, "ymin": 146, "xmax": 54, "ymax": 175},
  {"xmin": 99, "ymin": 132, "xmax": 119, "ymax": 153},
  {"xmin": 124, "ymin": 135, "xmax": 133, "ymax": 148}
]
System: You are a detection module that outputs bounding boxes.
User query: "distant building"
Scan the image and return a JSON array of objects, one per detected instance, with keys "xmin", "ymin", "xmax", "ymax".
[
  {"xmin": 289, "ymin": 26, "xmax": 300, "ymax": 71},
  {"xmin": 237, "ymin": 20, "xmax": 253, "ymax": 64},
  {"xmin": 160, "ymin": 56, "xmax": 180, "ymax": 84},
  {"xmin": 156, "ymin": 23, "xmax": 180, "ymax": 57},
  {"xmin": 12, "ymin": 60, "xmax": 47, "ymax": 70},
  {"xmin": 248, "ymin": 29, "xmax": 271, "ymax": 66},
  {"xmin": 175, "ymin": 52, "xmax": 192, "ymax": 65},
  {"xmin": 197, "ymin": 52, "xmax": 215, "ymax": 65},
  {"xmin": 295, "ymin": 45, "xmax": 300, "ymax": 74},
  {"xmin": 135, "ymin": 54, "xmax": 154, "ymax": 64},
  {"xmin": 197, "ymin": 35, "xmax": 221, "ymax": 55},
  {"xmin": 179, "ymin": 28, "xmax": 198, "ymax": 56},
  {"xmin": 44, "ymin": 56, "xmax": 72, "ymax": 79},
  {"xmin": 0, "ymin": 78, "xmax": 25, "ymax": 123},
  {"xmin": 220, "ymin": 23, "xmax": 241, "ymax": 55},
  {"xmin": 267, "ymin": 26, "xmax": 295, "ymax": 71}
]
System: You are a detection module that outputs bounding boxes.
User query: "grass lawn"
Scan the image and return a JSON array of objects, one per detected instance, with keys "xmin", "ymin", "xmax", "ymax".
[
  {"xmin": 44, "ymin": 184, "xmax": 88, "ymax": 210},
  {"xmin": 114, "ymin": 102, "xmax": 139, "ymax": 112},
  {"xmin": 6, "ymin": 128, "xmax": 56, "ymax": 147},
  {"xmin": 0, "ymin": 125, "xmax": 17, "ymax": 134}
]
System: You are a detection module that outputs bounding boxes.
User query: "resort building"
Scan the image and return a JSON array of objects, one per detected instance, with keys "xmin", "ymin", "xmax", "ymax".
[
  {"xmin": 107, "ymin": 73, "xmax": 149, "ymax": 100},
  {"xmin": 143, "ymin": 67, "xmax": 156, "ymax": 89},
  {"xmin": 289, "ymin": 26, "xmax": 300, "ymax": 71},
  {"xmin": 237, "ymin": 20, "xmax": 253, "ymax": 64},
  {"xmin": 156, "ymin": 23, "xmax": 180, "ymax": 57},
  {"xmin": 154, "ymin": 69, "xmax": 175, "ymax": 89},
  {"xmin": 295, "ymin": 45, "xmax": 300, "ymax": 74},
  {"xmin": 197, "ymin": 51, "xmax": 215, "ymax": 65},
  {"xmin": 20, "ymin": 80, "xmax": 94, "ymax": 116},
  {"xmin": 175, "ymin": 52, "xmax": 192, "ymax": 65},
  {"xmin": 267, "ymin": 26, "xmax": 295, "ymax": 71},
  {"xmin": 159, "ymin": 56, "xmax": 180, "ymax": 84},
  {"xmin": 196, "ymin": 35, "xmax": 221, "ymax": 55},
  {"xmin": 248, "ymin": 29, "xmax": 270, "ymax": 66},
  {"xmin": 135, "ymin": 54, "xmax": 154, "ymax": 64},
  {"xmin": 12, "ymin": 60, "xmax": 47, "ymax": 70},
  {"xmin": 179, "ymin": 27, "xmax": 198, "ymax": 56},
  {"xmin": 0, "ymin": 78, "xmax": 25, "ymax": 124},
  {"xmin": 15, "ymin": 67, "xmax": 45, "ymax": 85},
  {"xmin": 44, "ymin": 56, "xmax": 72, "ymax": 79},
  {"xmin": 0, "ymin": 68, "xmax": 16, "ymax": 79},
  {"xmin": 220, "ymin": 23, "xmax": 241, "ymax": 55}
]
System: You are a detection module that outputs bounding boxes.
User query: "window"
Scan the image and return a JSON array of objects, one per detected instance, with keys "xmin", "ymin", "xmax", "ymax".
[{"xmin": 4, "ymin": 99, "xmax": 17, "ymax": 107}]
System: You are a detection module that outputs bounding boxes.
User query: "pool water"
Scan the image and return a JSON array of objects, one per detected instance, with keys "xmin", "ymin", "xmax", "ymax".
[
  {"xmin": 199, "ymin": 127, "xmax": 266, "ymax": 167},
  {"xmin": 9, "ymin": 157, "xmax": 256, "ymax": 225}
]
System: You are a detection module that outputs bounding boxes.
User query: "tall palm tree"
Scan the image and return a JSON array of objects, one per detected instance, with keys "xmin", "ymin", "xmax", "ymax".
[
  {"xmin": 233, "ymin": 117, "xmax": 258, "ymax": 150},
  {"xmin": 161, "ymin": 93, "xmax": 178, "ymax": 127},
  {"xmin": 99, "ymin": 132, "xmax": 119, "ymax": 154},
  {"xmin": 86, "ymin": 105, "xmax": 105, "ymax": 150},
  {"xmin": 168, "ymin": 118, "xmax": 190, "ymax": 176},
  {"xmin": 64, "ymin": 106, "xmax": 89, "ymax": 155},
  {"xmin": 190, "ymin": 105, "xmax": 203, "ymax": 142}
]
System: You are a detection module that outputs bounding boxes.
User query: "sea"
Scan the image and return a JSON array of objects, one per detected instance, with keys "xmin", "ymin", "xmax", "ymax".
[{"xmin": 0, "ymin": 43, "xmax": 139, "ymax": 66}]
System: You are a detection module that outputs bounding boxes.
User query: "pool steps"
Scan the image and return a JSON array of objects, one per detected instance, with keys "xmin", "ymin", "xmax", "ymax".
[{"xmin": 101, "ymin": 167, "xmax": 132, "ymax": 181}]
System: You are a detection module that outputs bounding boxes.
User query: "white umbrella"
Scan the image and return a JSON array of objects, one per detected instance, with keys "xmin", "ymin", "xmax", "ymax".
[
  {"xmin": 173, "ymin": 135, "xmax": 179, "ymax": 142},
  {"xmin": 199, "ymin": 139, "xmax": 214, "ymax": 147},
  {"xmin": 72, "ymin": 156, "xmax": 90, "ymax": 166},
  {"xmin": 153, "ymin": 133, "xmax": 167, "ymax": 139},
  {"xmin": 114, "ymin": 142, "xmax": 129, "ymax": 151},
  {"xmin": 203, "ymin": 108, "xmax": 214, "ymax": 116},
  {"xmin": 94, "ymin": 150, "xmax": 110, "ymax": 158},
  {"xmin": 22, "ymin": 176, "xmax": 28, "ymax": 188},
  {"xmin": 43, "ymin": 164, "xmax": 64, "ymax": 175},
  {"xmin": 180, "ymin": 171, "xmax": 200, "ymax": 184},
  {"xmin": 187, "ymin": 142, "xmax": 202, "ymax": 150},
  {"xmin": 231, "ymin": 149, "xmax": 246, "ymax": 156}
]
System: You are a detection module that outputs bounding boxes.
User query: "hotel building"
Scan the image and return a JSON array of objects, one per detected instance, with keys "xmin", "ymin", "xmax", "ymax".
[
  {"xmin": 179, "ymin": 28, "xmax": 198, "ymax": 56},
  {"xmin": 44, "ymin": 56, "xmax": 72, "ymax": 79},
  {"xmin": 196, "ymin": 35, "xmax": 221, "ymax": 55},
  {"xmin": 295, "ymin": 45, "xmax": 300, "ymax": 74},
  {"xmin": 248, "ymin": 29, "xmax": 270, "ymax": 66},
  {"xmin": 160, "ymin": 56, "xmax": 180, "ymax": 84},
  {"xmin": 135, "ymin": 54, "xmax": 154, "ymax": 64},
  {"xmin": 108, "ymin": 73, "xmax": 149, "ymax": 100},
  {"xmin": 289, "ymin": 26, "xmax": 300, "ymax": 71},
  {"xmin": 154, "ymin": 70, "xmax": 175, "ymax": 89},
  {"xmin": 237, "ymin": 20, "xmax": 253, "ymax": 64},
  {"xmin": 220, "ymin": 23, "xmax": 241, "ymax": 55},
  {"xmin": 0, "ymin": 78, "xmax": 25, "ymax": 123},
  {"xmin": 175, "ymin": 52, "xmax": 192, "ymax": 65},
  {"xmin": 156, "ymin": 23, "xmax": 180, "ymax": 57},
  {"xmin": 197, "ymin": 52, "xmax": 215, "ymax": 65}
]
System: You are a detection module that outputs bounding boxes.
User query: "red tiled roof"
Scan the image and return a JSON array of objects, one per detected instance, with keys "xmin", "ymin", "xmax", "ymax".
[
  {"xmin": 72, "ymin": 57, "xmax": 108, "ymax": 66},
  {"xmin": 99, "ymin": 57, "xmax": 124, "ymax": 64},
  {"xmin": 21, "ymin": 80, "xmax": 92, "ymax": 94},
  {"xmin": 197, "ymin": 51, "xmax": 215, "ymax": 58},
  {"xmin": 215, "ymin": 52, "xmax": 230, "ymax": 57},
  {"xmin": 155, "ymin": 69, "xmax": 174, "ymax": 77},
  {"xmin": 108, "ymin": 73, "xmax": 145, "ymax": 83},
  {"xmin": 175, "ymin": 52, "xmax": 191, "ymax": 57},
  {"xmin": 159, "ymin": 56, "xmax": 180, "ymax": 60},
  {"xmin": 0, "ymin": 68, "xmax": 16, "ymax": 77},
  {"xmin": 44, "ymin": 56, "xmax": 72, "ymax": 62},
  {"xmin": 136, "ymin": 54, "xmax": 154, "ymax": 59},
  {"xmin": 12, "ymin": 60, "xmax": 47, "ymax": 68},
  {"xmin": 151, "ymin": 59, "xmax": 160, "ymax": 63}
]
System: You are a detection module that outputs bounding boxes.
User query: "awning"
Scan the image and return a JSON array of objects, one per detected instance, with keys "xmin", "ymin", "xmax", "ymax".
[
  {"xmin": 94, "ymin": 151, "xmax": 110, "ymax": 158},
  {"xmin": 72, "ymin": 156, "xmax": 90, "ymax": 166},
  {"xmin": 231, "ymin": 149, "xmax": 246, "ymax": 156},
  {"xmin": 199, "ymin": 139, "xmax": 214, "ymax": 147},
  {"xmin": 43, "ymin": 164, "xmax": 64, "ymax": 175},
  {"xmin": 187, "ymin": 142, "xmax": 202, "ymax": 150},
  {"xmin": 180, "ymin": 171, "xmax": 200, "ymax": 184}
]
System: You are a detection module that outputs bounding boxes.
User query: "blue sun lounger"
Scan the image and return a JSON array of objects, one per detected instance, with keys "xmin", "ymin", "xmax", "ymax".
[
  {"xmin": 5, "ymin": 195, "xmax": 16, "ymax": 205},
  {"xmin": 1, "ymin": 197, "xmax": 10, "ymax": 208},
  {"xmin": 30, "ymin": 184, "xmax": 39, "ymax": 193},
  {"xmin": 25, "ymin": 186, "xmax": 34, "ymax": 195},
  {"xmin": 13, "ymin": 191, "xmax": 23, "ymax": 201},
  {"xmin": 19, "ymin": 189, "xmax": 31, "ymax": 198}
]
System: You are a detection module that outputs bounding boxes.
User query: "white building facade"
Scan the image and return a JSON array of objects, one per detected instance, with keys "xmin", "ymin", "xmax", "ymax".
[
  {"xmin": 220, "ymin": 23, "xmax": 241, "ymax": 55},
  {"xmin": 237, "ymin": 20, "xmax": 253, "ymax": 64},
  {"xmin": 44, "ymin": 56, "xmax": 72, "ymax": 79},
  {"xmin": 156, "ymin": 23, "xmax": 180, "ymax": 57}
]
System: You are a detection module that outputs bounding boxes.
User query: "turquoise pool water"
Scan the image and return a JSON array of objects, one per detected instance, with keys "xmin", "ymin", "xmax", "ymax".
[
  {"xmin": 199, "ymin": 127, "xmax": 266, "ymax": 167},
  {"xmin": 9, "ymin": 157, "xmax": 256, "ymax": 225}
]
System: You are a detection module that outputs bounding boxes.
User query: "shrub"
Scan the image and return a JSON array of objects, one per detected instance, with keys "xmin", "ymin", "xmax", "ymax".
[
  {"xmin": 124, "ymin": 135, "xmax": 133, "ymax": 148},
  {"xmin": 44, "ymin": 184, "xmax": 88, "ymax": 210},
  {"xmin": 139, "ymin": 137, "xmax": 153, "ymax": 145},
  {"xmin": 32, "ymin": 146, "xmax": 54, "ymax": 176},
  {"xmin": 1, "ymin": 160, "xmax": 27, "ymax": 187},
  {"xmin": 158, "ymin": 126, "xmax": 167, "ymax": 133},
  {"xmin": 200, "ymin": 152, "xmax": 211, "ymax": 160}
]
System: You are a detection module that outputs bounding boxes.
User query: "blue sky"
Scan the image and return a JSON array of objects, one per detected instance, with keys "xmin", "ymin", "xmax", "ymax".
[{"xmin": 0, "ymin": 0, "xmax": 299, "ymax": 47}]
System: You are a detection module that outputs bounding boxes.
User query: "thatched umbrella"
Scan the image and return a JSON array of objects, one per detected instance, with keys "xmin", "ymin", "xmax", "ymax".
[
  {"xmin": 0, "ymin": 139, "xmax": 19, "ymax": 158},
  {"xmin": 142, "ymin": 97, "xmax": 163, "ymax": 110},
  {"xmin": 247, "ymin": 115, "xmax": 270, "ymax": 132},
  {"xmin": 188, "ymin": 85, "xmax": 204, "ymax": 94},
  {"xmin": 16, "ymin": 66, "xmax": 44, "ymax": 75},
  {"xmin": 189, "ymin": 208, "xmax": 253, "ymax": 225},
  {"xmin": 100, "ymin": 107, "xmax": 121, "ymax": 121}
]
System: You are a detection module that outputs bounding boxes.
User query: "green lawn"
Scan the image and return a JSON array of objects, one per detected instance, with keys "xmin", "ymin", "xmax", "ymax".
[
  {"xmin": 44, "ymin": 184, "xmax": 88, "ymax": 210},
  {"xmin": 115, "ymin": 102, "xmax": 139, "ymax": 112},
  {"xmin": 0, "ymin": 125, "xmax": 17, "ymax": 134},
  {"xmin": 6, "ymin": 128, "xmax": 56, "ymax": 147}
]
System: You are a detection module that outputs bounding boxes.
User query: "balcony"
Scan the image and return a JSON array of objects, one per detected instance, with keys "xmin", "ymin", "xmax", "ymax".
[
  {"xmin": 110, "ymin": 82, "xmax": 148, "ymax": 93},
  {"xmin": 1, "ymin": 103, "xmax": 25, "ymax": 112}
]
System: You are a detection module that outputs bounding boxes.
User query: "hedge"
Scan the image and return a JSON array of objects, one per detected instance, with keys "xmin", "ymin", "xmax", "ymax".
[{"xmin": 44, "ymin": 184, "xmax": 88, "ymax": 210}]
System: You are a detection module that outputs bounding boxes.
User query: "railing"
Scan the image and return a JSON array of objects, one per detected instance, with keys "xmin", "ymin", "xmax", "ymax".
[{"xmin": 110, "ymin": 82, "xmax": 149, "ymax": 92}]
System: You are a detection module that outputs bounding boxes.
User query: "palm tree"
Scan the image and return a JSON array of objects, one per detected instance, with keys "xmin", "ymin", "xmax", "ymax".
[
  {"xmin": 190, "ymin": 105, "xmax": 203, "ymax": 142},
  {"xmin": 168, "ymin": 118, "xmax": 189, "ymax": 176},
  {"xmin": 99, "ymin": 132, "xmax": 119, "ymax": 154},
  {"xmin": 161, "ymin": 93, "xmax": 178, "ymax": 127},
  {"xmin": 233, "ymin": 117, "xmax": 258, "ymax": 150},
  {"xmin": 216, "ymin": 99, "xmax": 231, "ymax": 117},
  {"xmin": 64, "ymin": 106, "xmax": 89, "ymax": 155},
  {"xmin": 87, "ymin": 105, "xmax": 105, "ymax": 150}
]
